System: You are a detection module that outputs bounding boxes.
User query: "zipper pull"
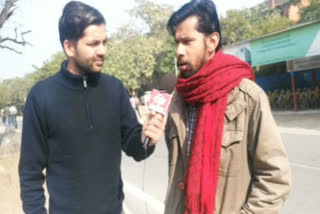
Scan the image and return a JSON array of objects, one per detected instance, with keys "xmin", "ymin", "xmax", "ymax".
[{"xmin": 83, "ymin": 76, "xmax": 87, "ymax": 89}]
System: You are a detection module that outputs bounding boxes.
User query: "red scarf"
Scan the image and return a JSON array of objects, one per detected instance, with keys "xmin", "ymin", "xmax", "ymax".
[{"xmin": 176, "ymin": 51, "xmax": 254, "ymax": 214}]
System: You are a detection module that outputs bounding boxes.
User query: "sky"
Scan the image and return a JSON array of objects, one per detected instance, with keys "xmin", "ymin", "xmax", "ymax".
[{"xmin": 0, "ymin": 0, "xmax": 265, "ymax": 81}]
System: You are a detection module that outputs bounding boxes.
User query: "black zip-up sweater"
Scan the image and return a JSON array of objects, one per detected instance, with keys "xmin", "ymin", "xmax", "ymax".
[{"xmin": 19, "ymin": 61, "xmax": 154, "ymax": 214}]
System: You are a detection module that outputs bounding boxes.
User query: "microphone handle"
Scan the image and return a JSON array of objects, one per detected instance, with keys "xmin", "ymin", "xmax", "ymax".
[{"xmin": 143, "ymin": 137, "xmax": 151, "ymax": 150}]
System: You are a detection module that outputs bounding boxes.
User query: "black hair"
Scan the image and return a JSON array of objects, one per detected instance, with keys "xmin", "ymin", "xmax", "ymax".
[
  {"xmin": 58, "ymin": 1, "xmax": 105, "ymax": 47},
  {"xmin": 167, "ymin": 0, "xmax": 222, "ymax": 50}
]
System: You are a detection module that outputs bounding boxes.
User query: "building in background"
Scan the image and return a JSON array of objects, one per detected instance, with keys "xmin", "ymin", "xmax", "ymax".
[
  {"xmin": 224, "ymin": 20, "xmax": 320, "ymax": 111},
  {"xmin": 263, "ymin": 0, "xmax": 311, "ymax": 23}
]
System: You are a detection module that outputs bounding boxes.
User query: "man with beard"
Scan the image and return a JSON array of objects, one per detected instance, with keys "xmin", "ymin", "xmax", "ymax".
[
  {"xmin": 164, "ymin": 0, "xmax": 291, "ymax": 214},
  {"xmin": 19, "ymin": 1, "xmax": 165, "ymax": 214}
]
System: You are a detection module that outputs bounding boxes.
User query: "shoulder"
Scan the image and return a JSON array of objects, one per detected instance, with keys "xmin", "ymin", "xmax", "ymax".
[
  {"xmin": 99, "ymin": 73, "xmax": 124, "ymax": 88},
  {"xmin": 238, "ymin": 79, "xmax": 266, "ymax": 100},
  {"xmin": 26, "ymin": 74, "xmax": 60, "ymax": 106},
  {"xmin": 237, "ymin": 78, "xmax": 271, "ymax": 114},
  {"xmin": 28, "ymin": 79, "xmax": 49, "ymax": 98},
  {"xmin": 99, "ymin": 73, "xmax": 129, "ymax": 101},
  {"xmin": 227, "ymin": 79, "xmax": 270, "ymax": 117}
]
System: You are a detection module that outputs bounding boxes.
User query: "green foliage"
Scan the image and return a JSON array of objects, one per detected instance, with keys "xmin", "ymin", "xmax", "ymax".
[
  {"xmin": 0, "ymin": 51, "xmax": 65, "ymax": 110},
  {"xmin": 103, "ymin": 36, "xmax": 157, "ymax": 94},
  {"xmin": 5, "ymin": 0, "xmax": 315, "ymax": 103},
  {"xmin": 131, "ymin": 0, "xmax": 173, "ymax": 37},
  {"xmin": 301, "ymin": 0, "xmax": 320, "ymax": 22},
  {"xmin": 155, "ymin": 36, "xmax": 175, "ymax": 75},
  {"xmin": 30, "ymin": 52, "xmax": 66, "ymax": 85},
  {"xmin": 0, "ymin": 77, "xmax": 32, "ymax": 111},
  {"xmin": 0, "ymin": 82, "xmax": 10, "ymax": 109},
  {"xmin": 103, "ymin": 0, "xmax": 175, "ymax": 93},
  {"xmin": 289, "ymin": 0, "xmax": 301, "ymax": 5},
  {"xmin": 221, "ymin": 6, "xmax": 292, "ymax": 45},
  {"xmin": 251, "ymin": 10, "xmax": 292, "ymax": 37},
  {"xmin": 220, "ymin": 10, "xmax": 252, "ymax": 45}
]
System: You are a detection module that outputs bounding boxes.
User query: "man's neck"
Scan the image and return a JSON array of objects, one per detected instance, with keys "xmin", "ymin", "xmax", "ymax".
[{"xmin": 67, "ymin": 60, "xmax": 82, "ymax": 76}]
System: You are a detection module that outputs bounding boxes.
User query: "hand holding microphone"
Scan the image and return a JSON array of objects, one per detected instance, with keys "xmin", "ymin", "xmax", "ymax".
[{"xmin": 142, "ymin": 89, "xmax": 172, "ymax": 149}]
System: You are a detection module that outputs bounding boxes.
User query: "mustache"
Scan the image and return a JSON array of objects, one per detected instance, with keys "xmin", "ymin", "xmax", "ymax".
[
  {"xmin": 95, "ymin": 57, "xmax": 105, "ymax": 61},
  {"xmin": 177, "ymin": 60, "xmax": 189, "ymax": 66}
]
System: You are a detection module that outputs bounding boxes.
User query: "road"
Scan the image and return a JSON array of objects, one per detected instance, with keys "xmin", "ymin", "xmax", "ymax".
[
  {"xmin": 121, "ymin": 135, "xmax": 168, "ymax": 214},
  {"xmin": 122, "ymin": 128, "xmax": 320, "ymax": 214},
  {"xmin": 1, "ymin": 115, "xmax": 319, "ymax": 214},
  {"xmin": 281, "ymin": 133, "xmax": 320, "ymax": 214}
]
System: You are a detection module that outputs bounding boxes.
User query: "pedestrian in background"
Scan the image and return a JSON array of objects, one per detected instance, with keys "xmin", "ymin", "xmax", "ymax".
[
  {"xmin": 4, "ymin": 106, "xmax": 10, "ymax": 127},
  {"xmin": 9, "ymin": 104, "xmax": 18, "ymax": 128},
  {"xmin": 0, "ymin": 109, "xmax": 5, "ymax": 125}
]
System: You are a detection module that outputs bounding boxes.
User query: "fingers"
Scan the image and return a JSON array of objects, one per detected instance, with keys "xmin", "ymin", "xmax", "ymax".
[
  {"xmin": 142, "ymin": 112, "xmax": 166, "ymax": 146},
  {"xmin": 149, "ymin": 114, "xmax": 165, "ymax": 129}
]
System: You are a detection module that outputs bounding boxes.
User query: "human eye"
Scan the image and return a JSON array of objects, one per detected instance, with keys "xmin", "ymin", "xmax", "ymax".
[
  {"xmin": 88, "ymin": 41, "xmax": 99, "ymax": 47},
  {"xmin": 183, "ymin": 38, "xmax": 192, "ymax": 45}
]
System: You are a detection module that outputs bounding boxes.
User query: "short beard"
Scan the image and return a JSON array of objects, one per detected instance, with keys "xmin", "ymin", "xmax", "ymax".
[
  {"xmin": 180, "ymin": 39, "xmax": 208, "ymax": 79},
  {"xmin": 74, "ymin": 59, "xmax": 93, "ymax": 75},
  {"xmin": 181, "ymin": 70, "xmax": 194, "ymax": 79}
]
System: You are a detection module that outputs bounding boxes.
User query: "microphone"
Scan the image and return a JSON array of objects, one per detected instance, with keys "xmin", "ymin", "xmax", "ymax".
[{"xmin": 143, "ymin": 89, "xmax": 173, "ymax": 149}]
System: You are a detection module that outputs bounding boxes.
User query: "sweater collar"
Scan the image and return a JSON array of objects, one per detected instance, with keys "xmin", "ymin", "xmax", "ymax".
[{"xmin": 59, "ymin": 60, "xmax": 101, "ymax": 89}]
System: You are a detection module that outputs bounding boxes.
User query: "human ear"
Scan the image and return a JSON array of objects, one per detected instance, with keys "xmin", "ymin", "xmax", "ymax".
[
  {"xmin": 207, "ymin": 32, "xmax": 220, "ymax": 53},
  {"xmin": 63, "ymin": 40, "xmax": 76, "ymax": 57}
]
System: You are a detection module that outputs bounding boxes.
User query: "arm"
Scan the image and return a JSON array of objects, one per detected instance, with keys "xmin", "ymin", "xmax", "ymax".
[
  {"xmin": 19, "ymin": 89, "xmax": 48, "ymax": 214},
  {"xmin": 241, "ymin": 92, "xmax": 291, "ymax": 214},
  {"xmin": 119, "ymin": 84, "xmax": 155, "ymax": 161}
]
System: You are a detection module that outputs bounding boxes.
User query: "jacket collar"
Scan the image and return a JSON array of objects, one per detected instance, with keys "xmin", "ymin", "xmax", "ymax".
[{"xmin": 59, "ymin": 60, "xmax": 101, "ymax": 90}]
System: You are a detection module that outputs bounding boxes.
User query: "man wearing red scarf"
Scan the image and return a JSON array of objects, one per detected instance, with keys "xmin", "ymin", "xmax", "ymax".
[{"xmin": 164, "ymin": 1, "xmax": 291, "ymax": 214}]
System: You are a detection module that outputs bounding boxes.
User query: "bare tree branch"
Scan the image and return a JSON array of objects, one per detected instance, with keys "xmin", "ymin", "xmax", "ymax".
[
  {"xmin": 0, "ymin": 43, "xmax": 22, "ymax": 54},
  {"xmin": 0, "ymin": 0, "xmax": 31, "ymax": 54},
  {"xmin": 0, "ymin": 29, "xmax": 31, "ymax": 45}
]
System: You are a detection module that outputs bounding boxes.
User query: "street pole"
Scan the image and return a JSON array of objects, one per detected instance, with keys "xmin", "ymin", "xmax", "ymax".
[{"xmin": 289, "ymin": 61, "xmax": 298, "ymax": 112}]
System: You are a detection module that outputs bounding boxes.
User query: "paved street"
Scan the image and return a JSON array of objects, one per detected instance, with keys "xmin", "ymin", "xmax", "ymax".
[
  {"xmin": 281, "ymin": 133, "xmax": 320, "ymax": 214},
  {"xmin": 122, "ymin": 111, "xmax": 320, "ymax": 214},
  {"xmin": 121, "ymin": 135, "xmax": 168, "ymax": 214},
  {"xmin": 0, "ymin": 112, "xmax": 319, "ymax": 214}
]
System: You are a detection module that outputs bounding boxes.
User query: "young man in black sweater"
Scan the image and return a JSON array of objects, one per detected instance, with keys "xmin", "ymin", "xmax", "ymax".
[{"xmin": 19, "ymin": 1, "xmax": 165, "ymax": 214}]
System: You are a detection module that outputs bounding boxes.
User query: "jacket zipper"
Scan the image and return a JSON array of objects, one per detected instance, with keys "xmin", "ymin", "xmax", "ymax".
[{"xmin": 83, "ymin": 76, "xmax": 94, "ymax": 129}]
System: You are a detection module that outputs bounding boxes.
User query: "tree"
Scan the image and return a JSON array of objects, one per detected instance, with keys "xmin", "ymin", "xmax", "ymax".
[
  {"xmin": 0, "ymin": 77, "xmax": 32, "ymax": 111},
  {"xmin": 1, "ymin": 1, "xmax": 177, "ymax": 97},
  {"xmin": 289, "ymin": 0, "xmax": 301, "ymax": 5},
  {"xmin": 104, "ymin": 0, "xmax": 176, "ymax": 93},
  {"xmin": 220, "ymin": 10, "xmax": 252, "ymax": 45},
  {"xmin": 0, "ymin": 51, "xmax": 66, "ymax": 110},
  {"xmin": 131, "ymin": 0, "xmax": 176, "ymax": 84},
  {"xmin": 131, "ymin": 0, "xmax": 174, "ymax": 38},
  {"xmin": 0, "ymin": 81, "xmax": 10, "ymax": 108},
  {"xmin": 154, "ymin": 36, "xmax": 175, "ymax": 75},
  {"xmin": 0, "ymin": 0, "xmax": 31, "ymax": 54},
  {"xmin": 103, "ymin": 36, "xmax": 156, "ymax": 94},
  {"xmin": 249, "ymin": 7, "xmax": 292, "ymax": 38},
  {"xmin": 301, "ymin": 0, "xmax": 320, "ymax": 22},
  {"xmin": 221, "ymin": 6, "xmax": 292, "ymax": 46},
  {"xmin": 30, "ymin": 52, "xmax": 66, "ymax": 84}
]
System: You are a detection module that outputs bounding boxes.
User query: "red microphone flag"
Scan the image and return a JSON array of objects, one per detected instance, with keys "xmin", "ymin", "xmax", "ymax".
[{"xmin": 146, "ymin": 89, "xmax": 172, "ymax": 115}]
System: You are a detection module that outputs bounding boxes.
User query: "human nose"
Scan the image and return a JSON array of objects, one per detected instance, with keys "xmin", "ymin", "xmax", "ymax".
[
  {"xmin": 97, "ymin": 43, "xmax": 107, "ymax": 57},
  {"xmin": 176, "ymin": 43, "xmax": 185, "ymax": 59}
]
